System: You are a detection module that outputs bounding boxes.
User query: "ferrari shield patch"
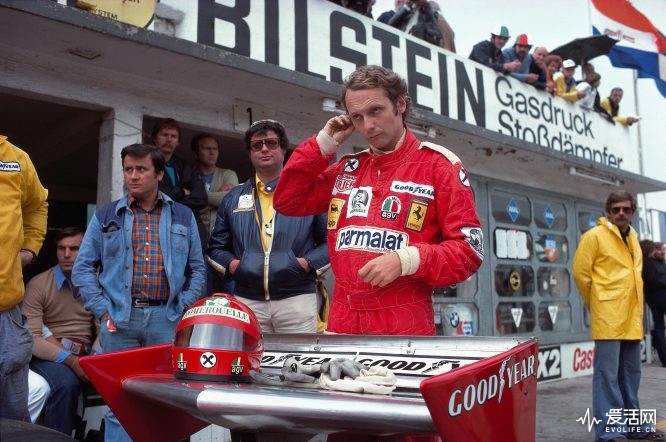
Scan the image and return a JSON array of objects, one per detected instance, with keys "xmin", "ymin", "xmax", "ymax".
[{"xmin": 406, "ymin": 200, "xmax": 428, "ymax": 231}]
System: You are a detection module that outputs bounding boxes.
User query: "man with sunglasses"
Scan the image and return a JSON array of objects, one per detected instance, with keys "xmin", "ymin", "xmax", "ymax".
[
  {"xmin": 207, "ymin": 120, "xmax": 329, "ymax": 334},
  {"xmin": 573, "ymin": 190, "xmax": 665, "ymax": 442}
]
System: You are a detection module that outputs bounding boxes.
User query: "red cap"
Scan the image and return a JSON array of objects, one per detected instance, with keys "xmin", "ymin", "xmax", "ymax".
[{"xmin": 514, "ymin": 34, "xmax": 532, "ymax": 49}]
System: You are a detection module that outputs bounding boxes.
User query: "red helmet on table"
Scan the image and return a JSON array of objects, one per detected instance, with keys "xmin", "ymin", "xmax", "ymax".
[{"xmin": 173, "ymin": 294, "xmax": 263, "ymax": 382}]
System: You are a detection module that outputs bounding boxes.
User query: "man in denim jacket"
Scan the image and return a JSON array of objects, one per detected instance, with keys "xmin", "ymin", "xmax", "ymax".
[{"xmin": 72, "ymin": 143, "xmax": 205, "ymax": 442}]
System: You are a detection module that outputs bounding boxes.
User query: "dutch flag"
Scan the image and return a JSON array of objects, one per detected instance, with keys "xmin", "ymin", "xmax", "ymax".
[{"xmin": 590, "ymin": 0, "xmax": 666, "ymax": 96}]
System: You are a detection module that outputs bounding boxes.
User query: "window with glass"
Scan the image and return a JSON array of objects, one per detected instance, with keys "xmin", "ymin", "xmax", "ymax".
[
  {"xmin": 578, "ymin": 210, "xmax": 602, "ymax": 234},
  {"xmin": 491, "ymin": 193, "xmax": 532, "ymax": 226},
  {"xmin": 494, "ymin": 228, "xmax": 532, "ymax": 260},
  {"xmin": 534, "ymin": 200, "xmax": 567, "ymax": 231},
  {"xmin": 496, "ymin": 302, "xmax": 535, "ymax": 335},
  {"xmin": 432, "ymin": 273, "xmax": 478, "ymax": 298},
  {"xmin": 536, "ymin": 267, "xmax": 570, "ymax": 298},
  {"xmin": 534, "ymin": 233, "xmax": 569, "ymax": 265},
  {"xmin": 440, "ymin": 303, "xmax": 479, "ymax": 336},
  {"xmin": 494, "ymin": 265, "xmax": 534, "ymax": 297},
  {"xmin": 537, "ymin": 301, "xmax": 572, "ymax": 332}
]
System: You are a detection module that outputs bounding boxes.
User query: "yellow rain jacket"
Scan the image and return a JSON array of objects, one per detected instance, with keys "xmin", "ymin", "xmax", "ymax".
[
  {"xmin": 572, "ymin": 217, "xmax": 643, "ymax": 340},
  {"xmin": 0, "ymin": 135, "xmax": 48, "ymax": 311}
]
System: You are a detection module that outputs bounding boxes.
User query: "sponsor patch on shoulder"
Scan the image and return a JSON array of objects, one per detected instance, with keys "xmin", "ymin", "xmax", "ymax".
[
  {"xmin": 461, "ymin": 227, "xmax": 484, "ymax": 259},
  {"xmin": 336, "ymin": 226, "xmax": 409, "ymax": 253},
  {"xmin": 459, "ymin": 166, "xmax": 470, "ymax": 187}
]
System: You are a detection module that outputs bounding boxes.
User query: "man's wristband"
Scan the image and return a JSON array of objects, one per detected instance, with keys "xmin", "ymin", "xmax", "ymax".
[{"xmin": 55, "ymin": 350, "xmax": 73, "ymax": 364}]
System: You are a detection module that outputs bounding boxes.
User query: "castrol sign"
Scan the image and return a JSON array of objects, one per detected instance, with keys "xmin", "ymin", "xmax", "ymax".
[{"xmin": 421, "ymin": 340, "xmax": 538, "ymax": 442}]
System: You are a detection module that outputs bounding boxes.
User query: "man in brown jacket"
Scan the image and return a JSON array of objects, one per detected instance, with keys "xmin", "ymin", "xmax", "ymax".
[{"xmin": 22, "ymin": 227, "xmax": 98, "ymax": 435}]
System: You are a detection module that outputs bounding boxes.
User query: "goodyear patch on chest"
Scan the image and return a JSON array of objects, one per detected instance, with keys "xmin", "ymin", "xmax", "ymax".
[{"xmin": 390, "ymin": 181, "xmax": 434, "ymax": 200}]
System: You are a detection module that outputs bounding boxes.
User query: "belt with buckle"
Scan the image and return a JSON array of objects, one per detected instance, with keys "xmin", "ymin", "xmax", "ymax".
[
  {"xmin": 59, "ymin": 337, "xmax": 90, "ymax": 356},
  {"xmin": 131, "ymin": 297, "xmax": 167, "ymax": 308}
]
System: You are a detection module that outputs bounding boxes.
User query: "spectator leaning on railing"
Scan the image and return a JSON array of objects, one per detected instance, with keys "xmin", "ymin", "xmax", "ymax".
[
  {"xmin": 600, "ymin": 87, "xmax": 640, "ymax": 126},
  {"xmin": 469, "ymin": 25, "xmax": 521, "ymax": 74}
]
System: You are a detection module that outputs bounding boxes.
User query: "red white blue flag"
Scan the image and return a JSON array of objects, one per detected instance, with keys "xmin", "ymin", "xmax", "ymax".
[{"xmin": 590, "ymin": 0, "xmax": 666, "ymax": 96}]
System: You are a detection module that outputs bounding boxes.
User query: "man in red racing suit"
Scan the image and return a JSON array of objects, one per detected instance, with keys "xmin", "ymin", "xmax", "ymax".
[{"xmin": 274, "ymin": 65, "xmax": 483, "ymax": 336}]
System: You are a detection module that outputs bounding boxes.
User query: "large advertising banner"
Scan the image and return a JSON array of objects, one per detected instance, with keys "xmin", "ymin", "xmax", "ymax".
[{"xmin": 151, "ymin": 0, "xmax": 637, "ymax": 172}]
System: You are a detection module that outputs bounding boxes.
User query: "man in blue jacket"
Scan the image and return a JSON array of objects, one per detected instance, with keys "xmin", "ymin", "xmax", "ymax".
[
  {"xmin": 72, "ymin": 143, "xmax": 205, "ymax": 442},
  {"xmin": 207, "ymin": 120, "xmax": 329, "ymax": 333}
]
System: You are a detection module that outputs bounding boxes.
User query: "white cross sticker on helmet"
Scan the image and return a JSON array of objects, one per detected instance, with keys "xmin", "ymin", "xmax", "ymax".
[{"xmin": 200, "ymin": 352, "xmax": 217, "ymax": 368}]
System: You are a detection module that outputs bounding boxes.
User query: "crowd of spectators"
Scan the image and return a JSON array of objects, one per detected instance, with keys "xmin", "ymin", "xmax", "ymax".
[
  {"xmin": 331, "ymin": 0, "xmax": 639, "ymax": 126},
  {"xmin": 466, "ymin": 25, "xmax": 638, "ymax": 125}
]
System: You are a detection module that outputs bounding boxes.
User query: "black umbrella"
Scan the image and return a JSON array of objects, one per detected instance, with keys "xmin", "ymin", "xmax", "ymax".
[{"xmin": 550, "ymin": 34, "xmax": 618, "ymax": 66}]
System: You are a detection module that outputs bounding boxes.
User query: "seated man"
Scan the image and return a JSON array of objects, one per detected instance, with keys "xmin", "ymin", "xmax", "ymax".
[{"xmin": 21, "ymin": 227, "xmax": 99, "ymax": 435}]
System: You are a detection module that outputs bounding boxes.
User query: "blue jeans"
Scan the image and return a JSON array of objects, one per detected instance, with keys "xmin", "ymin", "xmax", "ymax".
[
  {"xmin": 593, "ymin": 340, "xmax": 646, "ymax": 441},
  {"xmin": 100, "ymin": 305, "xmax": 177, "ymax": 442},
  {"xmin": 0, "ymin": 306, "xmax": 32, "ymax": 421},
  {"xmin": 29, "ymin": 357, "xmax": 81, "ymax": 435}
]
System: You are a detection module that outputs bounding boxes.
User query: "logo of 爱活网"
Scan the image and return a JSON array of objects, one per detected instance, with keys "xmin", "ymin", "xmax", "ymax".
[{"xmin": 575, "ymin": 408, "xmax": 657, "ymax": 434}]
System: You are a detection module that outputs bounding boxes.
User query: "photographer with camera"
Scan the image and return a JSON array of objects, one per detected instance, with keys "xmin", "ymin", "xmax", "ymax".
[{"xmin": 387, "ymin": 0, "xmax": 443, "ymax": 47}]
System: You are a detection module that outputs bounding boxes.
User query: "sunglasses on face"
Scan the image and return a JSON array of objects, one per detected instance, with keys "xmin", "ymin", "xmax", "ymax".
[
  {"xmin": 250, "ymin": 138, "xmax": 280, "ymax": 151},
  {"xmin": 610, "ymin": 206, "xmax": 633, "ymax": 215}
]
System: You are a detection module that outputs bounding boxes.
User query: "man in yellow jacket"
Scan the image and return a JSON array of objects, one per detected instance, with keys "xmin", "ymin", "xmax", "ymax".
[
  {"xmin": 600, "ymin": 87, "xmax": 640, "ymax": 126},
  {"xmin": 573, "ymin": 190, "xmax": 664, "ymax": 442},
  {"xmin": 0, "ymin": 135, "xmax": 48, "ymax": 422}
]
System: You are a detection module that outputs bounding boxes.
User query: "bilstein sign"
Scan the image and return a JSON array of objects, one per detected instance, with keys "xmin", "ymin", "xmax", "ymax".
[{"xmin": 148, "ymin": 0, "xmax": 635, "ymax": 171}]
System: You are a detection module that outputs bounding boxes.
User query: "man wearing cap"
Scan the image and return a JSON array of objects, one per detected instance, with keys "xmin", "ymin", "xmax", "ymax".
[
  {"xmin": 469, "ymin": 26, "xmax": 522, "ymax": 74},
  {"xmin": 554, "ymin": 59, "xmax": 587, "ymax": 103},
  {"xmin": 502, "ymin": 34, "xmax": 541, "ymax": 85}
]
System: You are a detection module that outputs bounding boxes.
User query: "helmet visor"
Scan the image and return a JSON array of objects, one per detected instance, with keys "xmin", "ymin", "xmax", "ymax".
[{"xmin": 174, "ymin": 323, "xmax": 261, "ymax": 352}]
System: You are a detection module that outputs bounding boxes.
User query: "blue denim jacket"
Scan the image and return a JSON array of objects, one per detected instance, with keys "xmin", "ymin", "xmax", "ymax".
[{"xmin": 72, "ymin": 193, "xmax": 205, "ymax": 327}]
